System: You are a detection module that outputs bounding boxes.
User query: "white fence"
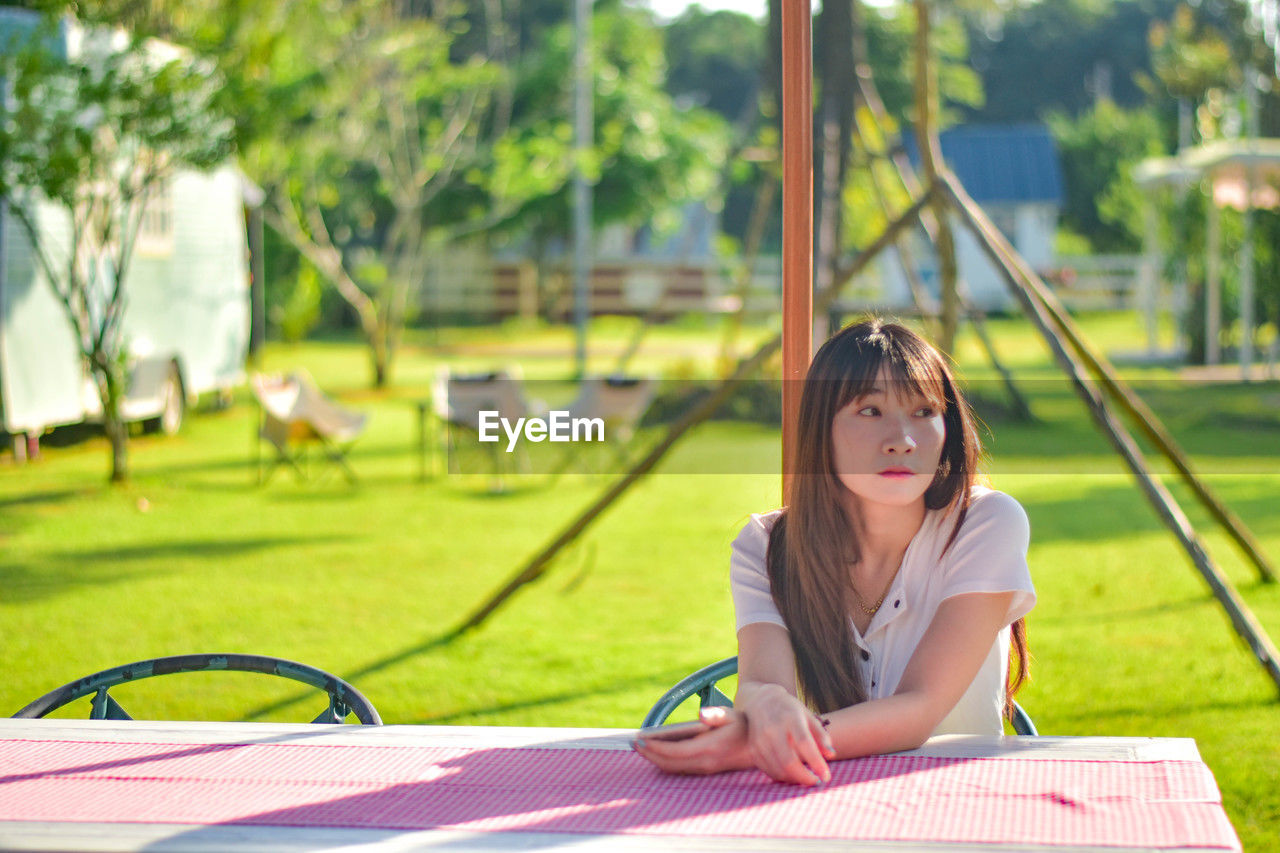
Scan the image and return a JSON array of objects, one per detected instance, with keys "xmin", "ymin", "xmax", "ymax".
[
  {"xmin": 1044, "ymin": 254, "xmax": 1143, "ymax": 311},
  {"xmin": 415, "ymin": 251, "xmax": 1148, "ymax": 319}
]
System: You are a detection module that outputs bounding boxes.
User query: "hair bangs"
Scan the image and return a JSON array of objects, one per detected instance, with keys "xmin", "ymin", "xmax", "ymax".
[{"xmin": 827, "ymin": 327, "xmax": 949, "ymax": 414}]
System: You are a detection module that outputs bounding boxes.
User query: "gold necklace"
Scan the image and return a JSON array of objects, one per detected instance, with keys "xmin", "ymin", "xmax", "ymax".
[
  {"xmin": 851, "ymin": 585, "xmax": 890, "ymax": 616},
  {"xmin": 850, "ymin": 566, "xmax": 901, "ymax": 616}
]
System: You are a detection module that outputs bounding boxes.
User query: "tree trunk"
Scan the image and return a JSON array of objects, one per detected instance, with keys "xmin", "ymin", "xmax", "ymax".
[
  {"xmin": 93, "ymin": 356, "xmax": 129, "ymax": 483},
  {"xmin": 370, "ymin": 327, "xmax": 391, "ymax": 389},
  {"xmin": 105, "ymin": 409, "xmax": 129, "ymax": 483}
]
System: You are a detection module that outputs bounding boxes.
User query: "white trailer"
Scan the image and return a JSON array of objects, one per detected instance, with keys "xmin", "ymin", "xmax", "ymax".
[{"xmin": 0, "ymin": 166, "xmax": 252, "ymax": 457}]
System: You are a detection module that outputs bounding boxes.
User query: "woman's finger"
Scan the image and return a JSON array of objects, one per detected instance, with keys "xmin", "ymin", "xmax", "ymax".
[
  {"xmin": 753, "ymin": 728, "xmax": 819, "ymax": 786},
  {"xmin": 760, "ymin": 752, "xmax": 821, "ymax": 786},
  {"xmin": 699, "ymin": 706, "xmax": 733, "ymax": 728},
  {"xmin": 789, "ymin": 727, "xmax": 831, "ymax": 783}
]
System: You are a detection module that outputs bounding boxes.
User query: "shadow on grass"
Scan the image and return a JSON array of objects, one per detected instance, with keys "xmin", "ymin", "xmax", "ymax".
[
  {"xmin": 240, "ymin": 631, "xmax": 458, "ymax": 722},
  {"xmin": 0, "ymin": 487, "xmax": 88, "ymax": 513},
  {"xmin": 0, "ymin": 534, "xmax": 353, "ymax": 603},
  {"xmin": 1023, "ymin": 482, "xmax": 1166, "ymax": 544},
  {"xmin": 1046, "ymin": 695, "xmax": 1272, "ymax": 728},
  {"xmin": 240, "ymin": 624, "xmax": 706, "ymax": 725},
  {"xmin": 410, "ymin": 665, "xmax": 706, "ymax": 725},
  {"xmin": 1023, "ymin": 477, "xmax": 1280, "ymax": 546},
  {"xmin": 1030, "ymin": 594, "xmax": 1215, "ymax": 627}
]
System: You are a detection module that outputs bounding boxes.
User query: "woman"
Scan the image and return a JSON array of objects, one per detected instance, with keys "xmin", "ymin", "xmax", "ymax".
[{"xmin": 636, "ymin": 319, "xmax": 1034, "ymax": 785}]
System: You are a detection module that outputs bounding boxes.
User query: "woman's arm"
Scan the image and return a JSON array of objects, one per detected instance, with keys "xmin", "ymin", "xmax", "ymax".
[
  {"xmin": 822, "ymin": 591, "xmax": 1015, "ymax": 758},
  {"xmin": 638, "ymin": 592, "xmax": 1014, "ymax": 782},
  {"xmin": 734, "ymin": 622, "xmax": 836, "ymax": 784}
]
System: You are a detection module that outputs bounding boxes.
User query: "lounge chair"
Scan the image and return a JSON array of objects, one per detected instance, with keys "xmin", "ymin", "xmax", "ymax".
[
  {"xmin": 431, "ymin": 367, "xmax": 536, "ymax": 488},
  {"xmin": 251, "ymin": 372, "xmax": 367, "ymax": 484},
  {"xmin": 554, "ymin": 374, "xmax": 655, "ymax": 473}
]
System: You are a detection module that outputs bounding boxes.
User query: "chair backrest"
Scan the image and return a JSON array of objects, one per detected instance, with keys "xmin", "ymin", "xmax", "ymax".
[
  {"xmin": 292, "ymin": 373, "xmax": 367, "ymax": 442},
  {"xmin": 566, "ymin": 375, "xmax": 654, "ymax": 435},
  {"xmin": 435, "ymin": 368, "xmax": 529, "ymax": 431},
  {"xmin": 12, "ymin": 653, "xmax": 382, "ymax": 725},
  {"xmin": 641, "ymin": 656, "xmax": 738, "ymax": 729},
  {"xmin": 642, "ymin": 656, "xmax": 1039, "ymax": 736},
  {"xmin": 251, "ymin": 374, "xmax": 302, "ymax": 451},
  {"xmin": 251, "ymin": 373, "xmax": 302, "ymax": 422}
]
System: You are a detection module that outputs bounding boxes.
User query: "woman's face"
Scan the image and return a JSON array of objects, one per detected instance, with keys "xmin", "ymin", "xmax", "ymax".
[{"xmin": 830, "ymin": 368, "xmax": 946, "ymax": 511}]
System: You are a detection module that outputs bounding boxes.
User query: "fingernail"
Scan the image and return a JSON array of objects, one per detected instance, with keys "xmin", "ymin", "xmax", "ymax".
[{"xmin": 633, "ymin": 739, "xmax": 645, "ymax": 750}]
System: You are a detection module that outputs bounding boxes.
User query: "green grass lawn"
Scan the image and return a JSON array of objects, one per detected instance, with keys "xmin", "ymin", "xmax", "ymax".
[{"xmin": 2, "ymin": 311, "xmax": 1278, "ymax": 848}]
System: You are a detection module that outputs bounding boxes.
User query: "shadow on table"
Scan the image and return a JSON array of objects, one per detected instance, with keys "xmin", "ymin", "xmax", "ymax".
[{"xmin": 136, "ymin": 735, "xmax": 959, "ymax": 851}]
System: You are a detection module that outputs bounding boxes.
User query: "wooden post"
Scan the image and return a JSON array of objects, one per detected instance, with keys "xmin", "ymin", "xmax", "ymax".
[
  {"xmin": 780, "ymin": 0, "xmax": 813, "ymax": 503},
  {"xmin": 1206, "ymin": 196, "xmax": 1221, "ymax": 365}
]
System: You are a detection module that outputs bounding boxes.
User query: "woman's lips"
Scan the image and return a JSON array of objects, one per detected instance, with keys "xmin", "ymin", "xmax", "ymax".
[{"xmin": 878, "ymin": 468, "xmax": 915, "ymax": 478}]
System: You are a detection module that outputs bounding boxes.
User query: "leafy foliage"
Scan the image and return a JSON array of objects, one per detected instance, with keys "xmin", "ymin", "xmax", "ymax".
[
  {"xmin": 964, "ymin": 0, "xmax": 1178, "ymax": 122},
  {"xmin": 486, "ymin": 5, "xmax": 728, "ymax": 255},
  {"xmin": 0, "ymin": 15, "xmax": 232, "ymax": 481},
  {"xmin": 664, "ymin": 7, "xmax": 764, "ymax": 122},
  {"xmin": 1048, "ymin": 101, "xmax": 1163, "ymax": 252}
]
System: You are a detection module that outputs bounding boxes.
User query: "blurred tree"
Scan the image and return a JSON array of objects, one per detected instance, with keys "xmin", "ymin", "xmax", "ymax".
[
  {"xmin": 63, "ymin": 0, "xmax": 727, "ymax": 363},
  {"xmin": 482, "ymin": 4, "xmax": 728, "ymax": 309},
  {"xmin": 0, "ymin": 20, "xmax": 232, "ymax": 481},
  {"xmin": 1048, "ymin": 101, "xmax": 1163, "ymax": 252},
  {"xmin": 665, "ymin": 7, "xmax": 764, "ymax": 121},
  {"xmin": 243, "ymin": 1, "xmax": 514, "ymax": 388},
  {"xmin": 964, "ymin": 0, "xmax": 1178, "ymax": 122},
  {"xmin": 1148, "ymin": 0, "xmax": 1280, "ymax": 361}
]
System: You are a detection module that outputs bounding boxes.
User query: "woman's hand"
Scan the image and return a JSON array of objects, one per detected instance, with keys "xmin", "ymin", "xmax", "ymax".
[
  {"xmin": 633, "ymin": 706, "xmax": 753, "ymax": 776},
  {"xmin": 737, "ymin": 682, "xmax": 835, "ymax": 786}
]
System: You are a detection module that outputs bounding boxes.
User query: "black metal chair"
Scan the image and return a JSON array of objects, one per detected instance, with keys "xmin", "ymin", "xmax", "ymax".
[
  {"xmin": 12, "ymin": 653, "xmax": 382, "ymax": 725},
  {"xmin": 643, "ymin": 656, "xmax": 1038, "ymax": 736}
]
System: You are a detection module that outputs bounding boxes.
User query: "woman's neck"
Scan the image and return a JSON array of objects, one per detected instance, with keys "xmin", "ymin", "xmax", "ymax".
[{"xmin": 843, "ymin": 496, "xmax": 927, "ymax": 573}]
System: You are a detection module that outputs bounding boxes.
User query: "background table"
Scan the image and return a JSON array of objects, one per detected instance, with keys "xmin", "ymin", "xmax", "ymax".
[{"xmin": 0, "ymin": 718, "xmax": 1241, "ymax": 851}]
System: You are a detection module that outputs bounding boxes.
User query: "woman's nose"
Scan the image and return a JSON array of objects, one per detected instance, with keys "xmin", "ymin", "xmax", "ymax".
[{"xmin": 883, "ymin": 420, "xmax": 917, "ymax": 454}]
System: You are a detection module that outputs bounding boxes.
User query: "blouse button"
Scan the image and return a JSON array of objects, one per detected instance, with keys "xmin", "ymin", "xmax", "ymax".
[
  {"xmin": 860, "ymin": 649, "xmax": 870, "ymax": 661},
  {"xmin": 893, "ymin": 600, "xmax": 901, "ymax": 608}
]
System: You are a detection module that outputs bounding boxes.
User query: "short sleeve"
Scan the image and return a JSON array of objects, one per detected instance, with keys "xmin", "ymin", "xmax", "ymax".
[
  {"xmin": 729, "ymin": 512, "xmax": 788, "ymax": 632},
  {"xmin": 938, "ymin": 490, "xmax": 1036, "ymax": 626}
]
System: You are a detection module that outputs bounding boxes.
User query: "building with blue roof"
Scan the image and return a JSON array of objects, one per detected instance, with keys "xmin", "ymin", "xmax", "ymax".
[{"xmin": 881, "ymin": 123, "xmax": 1065, "ymax": 311}]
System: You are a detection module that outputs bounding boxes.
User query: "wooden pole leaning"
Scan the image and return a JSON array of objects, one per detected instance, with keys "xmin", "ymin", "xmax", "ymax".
[
  {"xmin": 847, "ymin": 100, "xmax": 1033, "ymax": 422},
  {"xmin": 911, "ymin": 0, "xmax": 959, "ymax": 357},
  {"xmin": 941, "ymin": 175, "xmax": 1274, "ymax": 585},
  {"xmin": 940, "ymin": 171, "xmax": 1280, "ymax": 695}
]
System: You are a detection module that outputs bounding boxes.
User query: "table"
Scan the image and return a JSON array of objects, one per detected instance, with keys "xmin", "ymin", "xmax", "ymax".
[{"xmin": 0, "ymin": 718, "xmax": 1241, "ymax": 852}]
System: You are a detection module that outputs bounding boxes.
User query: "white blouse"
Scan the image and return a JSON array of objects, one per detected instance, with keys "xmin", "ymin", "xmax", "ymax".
[{"xmin": 730, "ymin": 486, "xmax": 1036, "ymax": 735}]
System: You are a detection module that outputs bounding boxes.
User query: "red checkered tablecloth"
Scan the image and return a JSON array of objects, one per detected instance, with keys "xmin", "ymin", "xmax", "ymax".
[{"xmin": 0, "ymin": 738, "xmax": 1241, "ymax": 849}]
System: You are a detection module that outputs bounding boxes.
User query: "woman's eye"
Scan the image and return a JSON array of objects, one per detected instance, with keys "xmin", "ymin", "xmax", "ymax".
[{"xmin": 857, "ymin": 406, "xmax": 879, "ymax": 416}]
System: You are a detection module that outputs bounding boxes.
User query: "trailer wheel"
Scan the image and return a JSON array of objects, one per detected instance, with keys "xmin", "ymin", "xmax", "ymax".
[{"xmin": 146, "ymin": 364, "xmax": 185, "ymax": 435}]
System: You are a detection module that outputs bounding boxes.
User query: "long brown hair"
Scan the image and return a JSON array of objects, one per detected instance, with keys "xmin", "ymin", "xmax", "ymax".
[{"xmin": 766, "ymin": 318, "xmax": 1029, "ymax": 717}]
